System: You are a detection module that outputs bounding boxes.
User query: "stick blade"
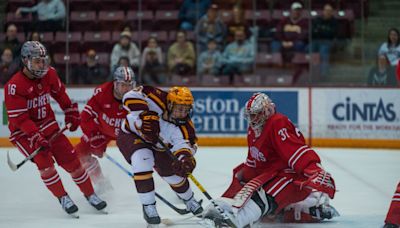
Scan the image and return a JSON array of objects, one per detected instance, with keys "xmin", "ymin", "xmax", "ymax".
[{"xmin": 7, "ymin": 151, "xmax": 18, "ymax": 171}]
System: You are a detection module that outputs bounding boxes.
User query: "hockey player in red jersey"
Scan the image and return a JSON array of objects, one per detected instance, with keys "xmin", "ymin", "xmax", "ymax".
[
  {"xmin": 4, "ymin": 41, "xmax": 107, "ymax": 217},
  {"xmin": 74, "ymin": 66, "xmax": 135, "ymax": 191},
  {"xmin": 117, "ymin": 86, "xmax": 202, "ymax": 226},
  {"xmin": 384, "ymin": 182, "xmax": 400, "ymax": 228},
  {"xmin": 203, "ymin": 92, "xmax": 338, "ymax": 227}
]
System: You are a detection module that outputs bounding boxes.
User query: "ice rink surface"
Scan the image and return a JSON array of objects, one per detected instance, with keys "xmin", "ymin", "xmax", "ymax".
[{"xmin": 1, "ymin": 146, "xmax": 399, "ymax": 228}]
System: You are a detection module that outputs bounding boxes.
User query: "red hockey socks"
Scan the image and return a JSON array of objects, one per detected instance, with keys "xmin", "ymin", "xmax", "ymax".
[
  {"xmin": 62, "ymin": 159, "xmax": 94, "ymax": 197},
  {"xmin": 40, "ymin": 166, "xmax": 67, "ymax": 198},
  {"xmin": 385, "ymin": 182, "xmax": 400, "ymax": 225}
]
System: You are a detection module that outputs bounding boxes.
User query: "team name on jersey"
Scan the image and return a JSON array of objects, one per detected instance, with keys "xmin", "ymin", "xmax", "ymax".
[
  {"xmin": 102, "ymin": 113, "xmax": 124, "ymax": 127},
  {"xmin": 249, "ymin": 146, "xmax": 266, "ymax": 162},
  {"xmin": 27, "ymin": 93, "xmax": 51, "ymax": 109}
]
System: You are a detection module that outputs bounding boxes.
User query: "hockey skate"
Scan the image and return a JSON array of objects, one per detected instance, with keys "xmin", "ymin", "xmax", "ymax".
[
  {"xmin": 202, "ymin": 200, "xmax": 239, "ymax": 228},
  {"xmin": 183, "ymin": 195, "xmax": 204, "ymax": 216},
  {"xmin": 143, "ymin": 203, "xmax": 161, "ymax": 227},
  {"xmin": 58, "ymin": 195, "xmax": 79, "ymax": 218},
  {"xmin": 86, "ymin": 193, "xmax": 107, "ymax": 214}
]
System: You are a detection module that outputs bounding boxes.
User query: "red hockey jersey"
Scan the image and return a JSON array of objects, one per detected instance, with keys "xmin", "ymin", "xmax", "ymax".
[
  {"xmin": 244, "ymin": 113, "xmax": 321, "ymax": 181},
  {"xmin": 81, "ymin": 82, "xmax": 127, "ymax": 139},
  {"xmin": 4, "ymin": 67, "xmax": 73, "ymax": 141}
]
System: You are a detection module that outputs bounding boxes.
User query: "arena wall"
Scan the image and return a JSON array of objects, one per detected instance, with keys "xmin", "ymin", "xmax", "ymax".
[{"xmin": 1, "ymin": 87, "xmax": 399, "ymax": 148}]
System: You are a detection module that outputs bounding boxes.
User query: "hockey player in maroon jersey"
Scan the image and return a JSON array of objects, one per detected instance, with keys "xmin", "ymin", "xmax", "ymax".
[
  {"xmin": 117, "ymin": 86, "xmax": 202, "ymax": 226},
  {"xmin": 74, "ymin": 66, "xmax": 135, "ymax": 191},
  {"xmin": 203, "ymin": 92, "xmax": 338, "ymax": 227},
  {"xmin": 384, "ymin": 182, "xmax": 400, "ymax": 228},
  {"xmin": 4, "ymin": 41, "xmax": 107, "ymax": 217}
]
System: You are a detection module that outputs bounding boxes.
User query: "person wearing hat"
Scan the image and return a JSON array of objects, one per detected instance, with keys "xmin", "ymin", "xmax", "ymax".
[
  {"xmin": 110, "ymin": 30, "xmax": 140, "ymax": 73},
  {"xmin": 271, "ymin": 2, "xmax": 308, "ymax": 62}
]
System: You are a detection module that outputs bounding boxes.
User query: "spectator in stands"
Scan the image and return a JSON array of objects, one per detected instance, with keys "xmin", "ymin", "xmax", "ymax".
[
  {"xmin": 16, "ymin": 0, "xmax": 66, "ymax": 32},
  {"xmin": 167, "ymin": 31, "xmax": 195, "ymax": 76},
  {"xmin": 141, "ymin": 37, "xmax": 165, "ymax": 85},
  {"xmin": 0, "ymin": 48, "xmax": 19, "ymax": 85},
  {"xmin": 378, "ymin": 28, "xmax": 400, "ymax": 67},
  {"xmin": 221, "ymin": 29, "xmax": 255, "ymax": 83},
  {"xmin": 110, "ymin": 31, "xmax": 140, "ymax": 73},
  {"xmin": 195, "ymin": 4, "xmax": 227, "ymax": 53},
  {"xmin": 226, "ymin": 5, "xmax": 249, "ymax": 42},
  {"xmin": 73, "ymin": 49, "xmax": 108, "ymax": 84},
  {"xmin": 271, "ymin": 2, "xmax": 308, "ymax": 63},
  {"xmin": 29, "ymin": 31, "xmax": 41, "ymax": 42},
  {"xmin": 311, "ymin": 3, "xmax": 338, "ymax": 77},
  {"xmin": 367, "ymin": 55, "xmax": 397, "ymax": 86},
  {"xmin": 0, "ymin": 24, "xmax": 21, "ymax": 59},
  {"xmin": 197, "ymin": 39, "xmax": 222, "ymax": 77},
  {"xmin": 179, "ymin": 0, "xmax": 211, "ymax": 31}
]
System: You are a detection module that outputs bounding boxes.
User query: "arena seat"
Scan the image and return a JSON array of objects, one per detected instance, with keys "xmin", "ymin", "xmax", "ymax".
[
  {"xmin": 82, "ymin": 31, "xmax": 112, "ymax": 52},
  {"xmin": 53, "ymin": 53, "xmax": 81, "ymax": 66},
  {"xmin": 53, "ymin": 32, "xmax": 82, "ymax": 52},
  {"xmin": 82, "ymin": 52, "xmax": 110, "ymax": 66},
  {"xmin": 168, "ymin": 30, "xmax": 195, "ymax": 42},
  {"xmin": 245, "ymin": 10, "xmax": 271, "ymax": 23},
  {"xmin": 154, "ymin": 10, "xmax": 179, "ymax": 30},
  {"xmin": 98, "ymin": 11, "xmax": 125, "ymax": 31},
  {"xmin": 201, "ymin": 74, "xmax": 231, "ymax": 86},
  {"xmin": 6, "ymin": 0, "xmax": 34, "ymax": 12},
  {"xmin": 126, "ymin": 10, "xmax": 154, "ymax": 30},
  {"xmin": 70, "ymin": 11, "xmax": 97, "ymax": 31}
]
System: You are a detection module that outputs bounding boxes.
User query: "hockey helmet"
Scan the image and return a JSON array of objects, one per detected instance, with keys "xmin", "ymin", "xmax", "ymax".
[
  {"xmin": 113, "ymin": 66, "xmax": 136, "ymax": 99},
  {"xmin": 21, "ymin": 41, "xmax": 49, "ymax": 78},
  {"xmin": 167, "ymin": 86, "xmax": 194, "ymax": 125},
  {"xmin": 244, "ymin": 92, "xmax": 275, "ymax": 136}
]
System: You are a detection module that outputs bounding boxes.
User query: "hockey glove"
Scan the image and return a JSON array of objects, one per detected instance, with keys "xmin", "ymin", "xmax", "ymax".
[
  {"xmin": 29, "ymin": 132, "xmax": 50, "ymax": 151},
  {"xmin": 172, "ymin": 149, "xmax": 196, "ymax": 177},
  {"xmin": 88, "ymin": 132, "xmax": 108, "ymax": 157},
  {"xmin": 139, "ymin": 110, "xmax": 160, "ymax": 144},
  {"xmin": 296, "ymin": 163, "xmax": 336, "ymax": 199},
  {"xmin": 64, "ymin": 103, "xmax": 80, "ymax": 131}
]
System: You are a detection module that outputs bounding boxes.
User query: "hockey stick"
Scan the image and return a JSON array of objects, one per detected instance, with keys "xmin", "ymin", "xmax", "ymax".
[
  {"xmin": 104, "ymin": 153, "xmax": 191, "ymax": 215},
  {"xmin": 155, "ymin": 138, "xmax": 238, "ymax": 228},
  {"xmin": 7, "ymin": 123, "xmax": 71, "ymax": 171}
]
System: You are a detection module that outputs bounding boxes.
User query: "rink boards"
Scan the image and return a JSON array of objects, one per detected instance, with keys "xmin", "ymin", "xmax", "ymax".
[{"xmin": 0, "ymin": 87, "xmax": 399, "ymax": 148}]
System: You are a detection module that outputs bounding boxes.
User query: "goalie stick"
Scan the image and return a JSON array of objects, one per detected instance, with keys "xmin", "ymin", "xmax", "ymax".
[
  {"xmin": 104, "ymin": 153, "xmax": 191, "ymax": 215},
  {"xmin": 7, "ymin": 123, "xmax": 71, "ymax": 171}
]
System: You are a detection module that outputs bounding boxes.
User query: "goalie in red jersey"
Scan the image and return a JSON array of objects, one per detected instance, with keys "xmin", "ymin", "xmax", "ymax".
[
  {"xmin": 74, "ymin": 66, "xmax": 135, "ymax": 192},
  {"xmin": 4, "ymin": 41, "xmax": 106, "ymax": 217},
  {"xmin": 203, "ymin": 92, "xmax": 338, "ymax": 227}
]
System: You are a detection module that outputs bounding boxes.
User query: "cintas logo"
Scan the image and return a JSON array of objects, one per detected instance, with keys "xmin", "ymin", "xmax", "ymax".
[{"xmin": 332, "ymin": 97, "xmax": 397, "ymax": 122}]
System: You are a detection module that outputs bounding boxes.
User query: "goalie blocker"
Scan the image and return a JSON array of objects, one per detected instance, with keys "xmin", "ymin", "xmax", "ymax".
[{"xmin": 203, "ymin": 92, "xmax": 338, "ymax": 227}]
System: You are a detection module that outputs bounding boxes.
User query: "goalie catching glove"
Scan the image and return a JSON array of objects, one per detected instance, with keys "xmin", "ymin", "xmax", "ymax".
[
  {"xmin": 139, "ymin": 110, "xmax": 160, "ymax": 144},
  {"xmin": 64, "ymin": 103, "xmax": 80, "ymax": 131},
  {"xmin": 172, "ymin": 149, "xmax": 196, "ymax": 177},
  {"xmin": 296, "ymin": 163, "xmax": 336, "ymax": 199}
]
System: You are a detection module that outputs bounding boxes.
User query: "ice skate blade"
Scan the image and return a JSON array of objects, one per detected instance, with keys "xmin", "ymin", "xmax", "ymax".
[
  {"xmin": 146, "ymin": 223, "xmax": 159, "ymax": 228},
  {"xmin": 68, "ymin": 212, "xmax": 79, "ymax": 219}
]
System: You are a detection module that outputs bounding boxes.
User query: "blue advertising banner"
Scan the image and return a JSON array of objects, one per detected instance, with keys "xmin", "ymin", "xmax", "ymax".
[{"xmin": 191, "ymin": 90, "xmax": 298, "ymax": 135}]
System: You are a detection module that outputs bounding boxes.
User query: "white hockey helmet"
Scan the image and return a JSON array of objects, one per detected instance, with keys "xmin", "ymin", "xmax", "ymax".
[
  {"xmin": 21, "ymin": 41, "xmax": 50, "ymax": 78},
  {"xmin": 113, "ymin": 66, "xmax": 136, "ymax": 99},
  {"xmin": 244, "ymin": 92, "xmax": 276, "ymax": 135}
]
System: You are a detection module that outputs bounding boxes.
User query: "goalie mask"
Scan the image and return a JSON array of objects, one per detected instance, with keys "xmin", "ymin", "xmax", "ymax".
[
  {"xmin": 244, "ymin": 92, "xmax": 276, "ymax": 137},
  {"xmin": 113, "ymin": 66, "xmax": 136, "ymax": 99},
  {"xmin": 21, "ymin": 41, "xmax": 50, "ymax": 78},
  {"xmin": 167, "ymin": 86, "xmax": 194, "ymax": 125}
]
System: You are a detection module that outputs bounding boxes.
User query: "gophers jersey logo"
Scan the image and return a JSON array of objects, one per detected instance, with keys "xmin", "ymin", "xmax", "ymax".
[{"xmin": 249, "ymin": 146, "xmax": 266, "ymax": 162}]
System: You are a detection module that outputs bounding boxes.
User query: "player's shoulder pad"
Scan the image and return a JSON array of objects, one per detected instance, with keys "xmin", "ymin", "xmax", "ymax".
[
  {"xmin": 5, "ymin": 72, "xmax": 29, "ymax": 96},
  {"xmin": 123, "ymin": 86, "xmax": 145, "ymax": 101},
  {"xmin": 142, "ymin": 85, "xmax": 167, "ymax": 97},
  {"xmin": 268, "ymin": 113, "xmax": 291, "ymax": 128}
]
